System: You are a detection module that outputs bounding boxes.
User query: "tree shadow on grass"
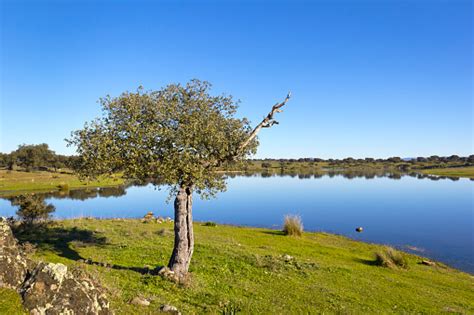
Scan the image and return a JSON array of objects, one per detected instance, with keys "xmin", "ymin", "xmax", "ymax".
[
  {"xmin": 353, "ymin": 257, "xmax": 378, "ymax": 266},
  {"xmin": 12, "ymin": 223, "xmax": 161, "ymax": 275},
  {"xmin": 261, "ymin": 230, "xmax": 286, "ymax": 236},
  {"xmin": 80, "ymin": 259, "xmax": 159, "ymax": 275},
  {"xmin": 13, "ymin": 223, "xmax": 107, "ymax": 261}
]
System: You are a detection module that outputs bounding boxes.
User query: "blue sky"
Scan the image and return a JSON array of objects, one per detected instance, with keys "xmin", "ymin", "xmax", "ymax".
[{"xmin": 0, "ymin": 0, "xmax": 472, "ymax": 158}]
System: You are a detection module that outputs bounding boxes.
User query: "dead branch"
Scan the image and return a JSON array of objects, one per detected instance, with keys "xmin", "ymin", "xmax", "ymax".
[{"xmin": 239, "ymin": 92, "xmax": 291, "ymax": 151}]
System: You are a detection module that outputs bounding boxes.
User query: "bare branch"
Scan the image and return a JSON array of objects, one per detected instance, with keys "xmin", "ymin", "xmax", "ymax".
[{"xmin": 238, "ymin": 92, "xmax": 291, "ymax": 152}]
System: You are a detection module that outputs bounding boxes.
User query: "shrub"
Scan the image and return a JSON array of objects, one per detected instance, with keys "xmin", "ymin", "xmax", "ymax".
[
  {"xmin": 203, "ymin": 221, "xmax": 217, "ymax": 227},
  {"xmin": 58, "ymin": 182, "xmax": 69, "ymax": 191},
  {"xmin": 283, "ymin": 215, "xmax": 303, "ymax": 236},
  {"xmin": 375, "ymin": 246, "xmax": 408, "ymax": 269}
]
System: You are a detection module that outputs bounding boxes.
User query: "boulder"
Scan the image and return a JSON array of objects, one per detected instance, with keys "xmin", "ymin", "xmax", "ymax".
[
  {"xmin": 156, "ymin": 266, "xmax": 179, "ymax": 282},
  {"xmin": 160, "ymin": 304, "xmax": 181, "ymax": 314},
  {"xmin": 421, "ymin": 260, "xmax": 436, "ymax": 266},
  {"xmin": 143, "ymin": 212, "xmax": 154, "ymax": 222},
  {"xmin": 130, "ymin": 296, "xmax": 150, "ymax": 306},
  {"xmin": 21, "ymin": 262, "xmax": 112, "ymax": 315},
  {"xmin": 0, "ymin": 217, "xmax": 28, "ymax": 291}
]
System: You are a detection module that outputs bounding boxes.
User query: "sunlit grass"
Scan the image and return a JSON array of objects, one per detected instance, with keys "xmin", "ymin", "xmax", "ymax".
[{"xmin": 3, "ymin": 219, "xmax": 473, "ymax": 314}]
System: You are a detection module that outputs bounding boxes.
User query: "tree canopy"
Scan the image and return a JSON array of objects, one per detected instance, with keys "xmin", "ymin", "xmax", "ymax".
[
  {"xmin": 67, "ymin": 80, "xmax": 258, "ymax": 196},
  {"xmin": 0, "ymin": 143, "xmax": 71, "ymax": 172}
]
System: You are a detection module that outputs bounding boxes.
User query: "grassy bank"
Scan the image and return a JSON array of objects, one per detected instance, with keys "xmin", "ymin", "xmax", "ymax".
[
  {"xmin": 3, "ymin": 219, "xmax": 473, "ymax": 314},
  {"xmin": 420, "ymin": 166, "xmax": 474, "ymax": 179},
  {"xmin": 0, "ymin": 170, "xmax": 124, "ymax": 196}
]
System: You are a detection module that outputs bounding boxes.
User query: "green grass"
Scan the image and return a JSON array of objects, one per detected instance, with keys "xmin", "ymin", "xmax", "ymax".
[
  {"xmin": 0, "ymin": 288, "xmax": 26, "ymax": 314},
  {"xmin": 420, "ymin": 166, "xmax": 474, "ymax": 178},
  {"xmin": 4, "ymin": 219, "xmax": 474, "ymax": 314},
  {"xmin": 0, "ymin": 170, "xmax": 124, "ymax": 196}
]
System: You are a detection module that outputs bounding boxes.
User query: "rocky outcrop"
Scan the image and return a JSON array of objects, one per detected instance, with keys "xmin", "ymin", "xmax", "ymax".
[
  {"xmin": 0, "ymin": 217, "xmax": 113, "ymax": 314},
  {"xmin": 21, "ymin": 262, "xmax": 112, "ymax": 315},
  {"xmin": 0, "ymin": 217, "xmax": 28, "ymax": 291}
]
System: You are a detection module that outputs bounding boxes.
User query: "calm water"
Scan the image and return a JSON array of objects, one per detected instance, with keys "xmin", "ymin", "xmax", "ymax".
[{"xmin": 1, "ymin": 172, "xmax": 473, "ymax": 273}]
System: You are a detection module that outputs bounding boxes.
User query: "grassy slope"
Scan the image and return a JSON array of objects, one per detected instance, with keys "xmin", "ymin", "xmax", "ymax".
[
  {"xmin": 0, "ymin": 170, "xmax": 124, "ymax": 196},
  {"xmin": 3, "ymin": 219, "xmax": 473, "ymax": 314},
  {"xmin": 420, "ymin": 166, "xmax": 474, "ymax": 178}
]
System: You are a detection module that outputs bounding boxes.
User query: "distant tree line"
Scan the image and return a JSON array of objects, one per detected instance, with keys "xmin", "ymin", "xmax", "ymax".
[
  {"xmin": 250, "ymin": 155, "xmax": 474, "ymax": 164},
  {"xmin": 250, "ymin": 155, "xmax": 474, "ymax": 163},
  {"xmin": 0, "ymin": 144, "xmax": 78, "ymax": 172},
  {"xmin": 247, "ymin": 155, "xmax": 474, "ymax": 172},
  {"xmin": 1, "ymin": 143, "xmax": 472, "ymax": 173}
]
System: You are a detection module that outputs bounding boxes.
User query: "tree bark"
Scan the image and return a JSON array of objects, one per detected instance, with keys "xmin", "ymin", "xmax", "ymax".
[{"xmin": 168, "ymin": 185, "xmax": 194, "ymax": 279}]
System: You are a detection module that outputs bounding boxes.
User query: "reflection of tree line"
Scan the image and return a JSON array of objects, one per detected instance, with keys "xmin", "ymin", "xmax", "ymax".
[
  {"xmin": 40, "ymin": 185, "xmax": 129, "ymax": 200},
  {"xmin": 3, "ymin": 171, "xmax": 466, "ymax": 223},
  {"xmin": 3, "ymin": 185, "xmax": 131, "ymax": 223},
  {"xmin": 225, "ymin": 169, "xmax": 463, "ymax": 181}
]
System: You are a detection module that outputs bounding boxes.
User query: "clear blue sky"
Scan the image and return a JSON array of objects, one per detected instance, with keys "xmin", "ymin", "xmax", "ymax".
[{"xmin": 0, "ymin": 0, "xmax": 472, "ymax": 159}]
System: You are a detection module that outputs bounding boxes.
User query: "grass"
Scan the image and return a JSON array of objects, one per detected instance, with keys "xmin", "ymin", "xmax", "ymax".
[
  {"xmin": 3, "ymin": 219, "xmax": 474, "ymax": 314},
  {"xmin": 420, "ymin": 166, "xmax": 474, "ymax": 179},
  {"xmin": 0, "ymin": 170, "xmax": 124, "ymax": 196},
  {"xmin": 0, "ymin": 288, "xmax": 25, "ymax": 315},
  {"xmin": 283, "ymin": 215, "xmax": 303, "ymax": 236}
]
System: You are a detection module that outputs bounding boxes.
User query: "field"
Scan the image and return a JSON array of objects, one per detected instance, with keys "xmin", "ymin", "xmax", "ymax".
[
  {"xmin": 0, "ymin": 170, "xmax": 124, "ymax": 196},
  {"xmin": 420, "ymin": 166, "xmax": 474, "ymax": 178},
  {"xmin": 2, "ymin": 219, "xmax": 473, "ymax": 314}
]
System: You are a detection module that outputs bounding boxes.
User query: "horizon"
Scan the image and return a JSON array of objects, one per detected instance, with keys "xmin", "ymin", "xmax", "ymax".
[{"xmin": 1, "ymin": 0, "xmax": 472, "ymax": 158}]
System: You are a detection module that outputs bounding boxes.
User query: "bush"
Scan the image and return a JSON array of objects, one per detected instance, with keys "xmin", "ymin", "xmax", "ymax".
[
  {"xmin": 375, "ymin": 246, "xmax": 408, "ymax": 269},
  {"xmin": 283, "ymin": 215, "xmax": 303, "ymax": 236},
  {"xmin": 203, "ymin": 221, "xmax": 217, "ymax": 227},
  {"xmin": 58, "ymin": 182, "xmax": 69, "ymax": 191},
  {"xmin": 11, "ymin": 194, "xmax": 55, "ymax": 225}
]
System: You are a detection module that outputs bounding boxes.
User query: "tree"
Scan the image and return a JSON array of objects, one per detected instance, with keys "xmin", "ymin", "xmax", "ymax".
[
  {"xmin": 12, "ymin": 143, "xmax": 56, "ymax": 171},
  {"xmin": 67, "ymin": 80, "xmax": 290, "ymax": 279}
]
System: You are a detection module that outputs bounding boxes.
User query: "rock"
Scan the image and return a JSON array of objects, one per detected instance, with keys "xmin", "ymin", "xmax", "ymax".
[
  {"xmin": 0, "ymin": 217, "xmax": 29, "ymax": 291},
  {"xmin": 21, "ymin": 262, "xmax": 112, "ymax": 314},
  {"xmin": 160, "ymin": 304, "xmax": 180, "ymax": 314},
  {"xmin": 283, "ymin": 254, "xmax": 293, "ymax": 262},
  {"xmin": 355, "ymin": 227, "xmax": 363, "ymax": 232},
  {"xmin": 421, "ymin": 260, "xmax": 436, "ymax": 266},
  {"xmin": 165, "ymin": 217, "xmax": 172, "ymax": 222},
  {"xmin": 143, "ymin": 212, "xmax": 154, "ymax": 222},
  {"xmin": 156, "ymin": 266, "xmax": 179, "ymax": 282},
  {"xmin": 130, "ymin": 296, "xmax": 150, "ymax": 306}
]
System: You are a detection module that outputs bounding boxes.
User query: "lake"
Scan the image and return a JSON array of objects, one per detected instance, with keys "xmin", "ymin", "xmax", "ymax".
[{"xmin": 1, "ymin": 171, "xmax": 472, "ymax": 273}]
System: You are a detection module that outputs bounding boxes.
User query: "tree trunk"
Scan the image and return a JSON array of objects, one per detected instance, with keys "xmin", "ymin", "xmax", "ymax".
[{"xmin": 168, "ymin": 185, "xmax": 194, "ymax": 279}]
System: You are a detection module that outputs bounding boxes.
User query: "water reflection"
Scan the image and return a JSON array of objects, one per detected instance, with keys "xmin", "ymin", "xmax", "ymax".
[{"xmin": 225, "ymin": 169, "xmax": 461, "ymax": 182}]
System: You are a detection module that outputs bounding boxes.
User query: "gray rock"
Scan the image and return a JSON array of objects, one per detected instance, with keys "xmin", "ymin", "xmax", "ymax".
[
  {"xmin": 130, "ymin": 296, "xmax": 150, "ymax": 306},
  {"xmin": 0, "ymin": 217, "xmax": 28, "ymax": 291},
  {"xmin": 142, "ymin": 211, "xmax": 155, "ymax": 223},
  {"xmin": 21, "ymin": 262, "xmax": 113, "ymax": 315},
  {"xmin": 421, "ymin": 260, "xmax": 436, "ymax": 266},
  {"xmin": 156, "ymin": 266, "xmax": 179, "ymax": 282},
  {"xmin": 160, "ymin": 304, "xmax": 180, "ymax": 314}
]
